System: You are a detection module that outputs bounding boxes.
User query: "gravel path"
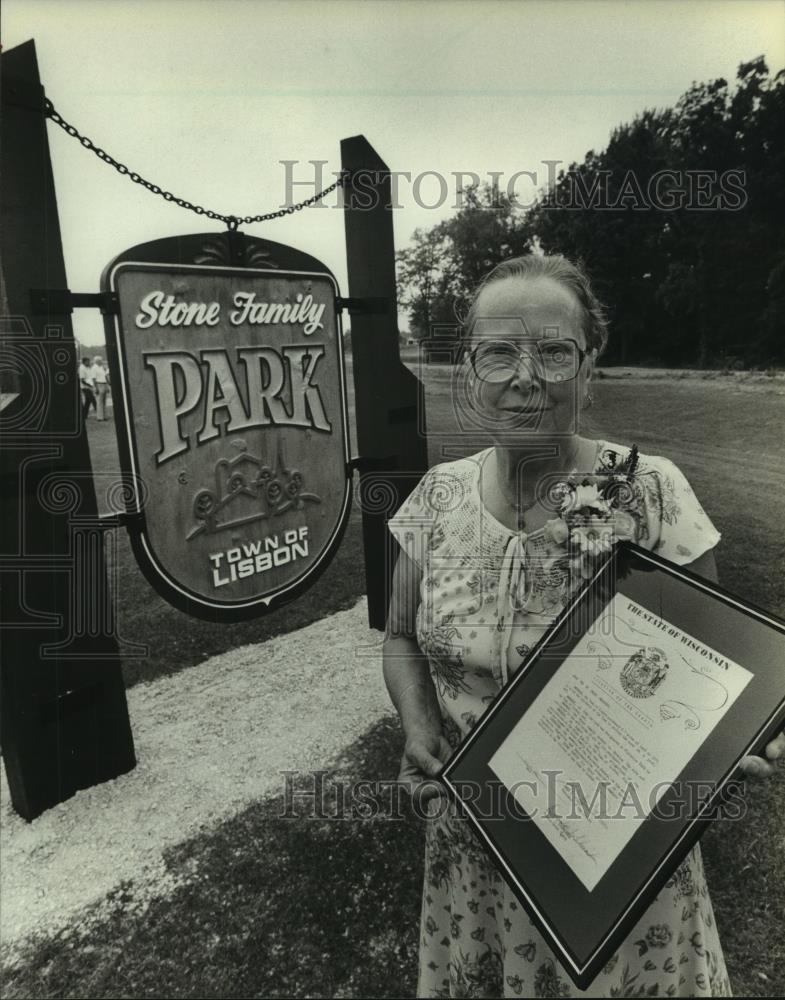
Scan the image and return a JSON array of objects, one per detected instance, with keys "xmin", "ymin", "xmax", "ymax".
[{"xmin": 0, "ymin": 598, "xmax": 390, "ymax": 947}]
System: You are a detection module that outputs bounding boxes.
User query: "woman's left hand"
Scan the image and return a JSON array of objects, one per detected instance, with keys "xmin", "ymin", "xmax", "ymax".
[{"xmin": 739, "ymin": 731, "xmax": 785, "ymax": 778}]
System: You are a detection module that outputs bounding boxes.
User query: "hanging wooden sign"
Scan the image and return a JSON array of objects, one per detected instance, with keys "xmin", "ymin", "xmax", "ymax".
[{"xmin": 103, "ymin": 256, "xmax": 351, "ymax": 620}]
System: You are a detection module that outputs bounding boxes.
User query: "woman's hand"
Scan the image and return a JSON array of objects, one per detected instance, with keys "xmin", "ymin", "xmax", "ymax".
[
  {"xmin": 739, "ymin": 731, "xmax": 785, "ymax": 778},
  {"xmin": 399, "ymin": 726, "xmax": 453, "ymax": 808}
]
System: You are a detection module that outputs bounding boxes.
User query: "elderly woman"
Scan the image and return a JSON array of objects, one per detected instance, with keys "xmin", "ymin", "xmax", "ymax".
[{"xmin": 383, "ymin": 254, "xmax": 782, "ymax": 998}]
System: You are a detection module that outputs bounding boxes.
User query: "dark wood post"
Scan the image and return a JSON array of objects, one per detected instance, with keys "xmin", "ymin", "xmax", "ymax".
[
  {"xmin": 1, "ymin": 40, "xmax": 135, "ymax": 820},
  {"xmin": 341, "ymin": 135, "xmax": 429, "ymax": 630}
]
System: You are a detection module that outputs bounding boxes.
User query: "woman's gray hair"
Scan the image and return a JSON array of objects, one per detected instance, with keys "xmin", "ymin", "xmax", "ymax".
[{"xmin": 463, "ymin": 254, "xmax": 609, "ymax": 359}]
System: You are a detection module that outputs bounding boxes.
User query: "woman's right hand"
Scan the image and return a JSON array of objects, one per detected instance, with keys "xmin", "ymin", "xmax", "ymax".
[{"xmin": 399, "ymin": 727, "xmax": 453, "ymax": 807}]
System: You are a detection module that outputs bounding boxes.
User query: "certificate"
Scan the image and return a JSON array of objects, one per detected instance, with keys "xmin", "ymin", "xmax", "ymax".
[
  {"xmin": 440, "ymin": 542, "xmax": 785, "ymax": 990},
  {"xmin": 488, "ymin": 592, "xmax": 753, "ymax": 891}
]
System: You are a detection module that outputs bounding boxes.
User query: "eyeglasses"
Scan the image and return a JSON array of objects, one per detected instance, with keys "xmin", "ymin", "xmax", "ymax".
[{"xmin": 469, "ymin": 338, "xmax": 588, "ymax": 384}]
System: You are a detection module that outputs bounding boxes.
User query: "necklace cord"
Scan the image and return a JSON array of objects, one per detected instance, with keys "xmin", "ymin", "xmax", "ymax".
[{"xmin": 493, "ymin": 439, "xmax": 585, "ymax": 527}]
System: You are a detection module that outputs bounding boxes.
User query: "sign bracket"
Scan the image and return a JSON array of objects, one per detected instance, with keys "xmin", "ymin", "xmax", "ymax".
[
  {"xmin": 30, "ymin": 288, "xmax": 119, "ymax": 316},
  {"xmin": 346, "ymin": 454, "xmax": 397, "ymax": 475},
  {"xmin": 335, "ymin": 296, "xmax": 388, "ymax": 315},
  {"xmin": 97, "ymin": 511, "xmax": 145, "ymax": 529}
]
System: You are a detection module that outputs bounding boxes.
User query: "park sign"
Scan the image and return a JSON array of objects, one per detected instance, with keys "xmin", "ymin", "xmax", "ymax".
[
  {"xmin": 103, "ymin": 258, "xmax": 351, "ymax": 620},
  {"xmin": 5, "ymin": 91, "xmax": 426, "ymax": 824}
]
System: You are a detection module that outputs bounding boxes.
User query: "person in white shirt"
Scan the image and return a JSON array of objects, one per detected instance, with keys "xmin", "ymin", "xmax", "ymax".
[
  {"xmin": 79, "ymin": 357, "xmax": 96, "ymax": 421},
  {"xmin": 89, "ymin": 355, "xmax": 110, "ymax": 421}
]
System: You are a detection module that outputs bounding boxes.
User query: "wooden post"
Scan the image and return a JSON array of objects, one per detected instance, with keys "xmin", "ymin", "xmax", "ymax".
[
  {"xmin": 341, "ymin": 136, "xmax": 429, "ymax": 630},
  {"xmin": 0, "ymin": 40, "xmax": 135, "ymax": 820}
]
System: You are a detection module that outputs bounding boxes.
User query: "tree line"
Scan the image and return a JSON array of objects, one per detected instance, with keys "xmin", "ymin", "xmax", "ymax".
[{"xmin": 396, "ymin": 58, "xmax": 784, "ymax": 366}]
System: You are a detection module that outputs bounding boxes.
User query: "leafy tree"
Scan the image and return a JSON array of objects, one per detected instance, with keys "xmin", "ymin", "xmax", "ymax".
[
  {"xmin": 396, "ymin": 225, "xmax": 453, "ymax": 339},
  {"xmin": 397, "ymin": 58, "xmax": 785, "ymax": 365},
  {"xmin": 396, "ymin": 185, "xmax": 534, "ymax": 342}
]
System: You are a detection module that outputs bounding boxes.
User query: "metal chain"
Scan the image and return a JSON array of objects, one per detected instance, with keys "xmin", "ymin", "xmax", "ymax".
[{"xmin": 44, "ymin": 98, "xmax": 347, "ymax": 230}]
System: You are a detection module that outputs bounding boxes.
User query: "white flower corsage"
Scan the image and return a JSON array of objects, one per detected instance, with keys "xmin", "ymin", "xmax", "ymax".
[{"xmin": 543, "ymin": 445, "xmax": 641, "ymax": 581}]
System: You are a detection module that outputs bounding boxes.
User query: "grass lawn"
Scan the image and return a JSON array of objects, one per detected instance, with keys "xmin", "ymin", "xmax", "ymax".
[
  {"xmin": 2, "ymin": 717, "xmax": 782, "ymax": 998},
  {"xmin": 2, "ymin": 718, "xmax": 424, "ymax": 999},
  {"xmin": 4, "ymin": 374, "xmax": 780, "ymax": 998}
]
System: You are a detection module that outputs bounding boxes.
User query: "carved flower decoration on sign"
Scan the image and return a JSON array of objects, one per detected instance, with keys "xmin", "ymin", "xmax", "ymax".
[{"xmin": 194, "ymin": 236, "xmax": 280, "ymax": 268}]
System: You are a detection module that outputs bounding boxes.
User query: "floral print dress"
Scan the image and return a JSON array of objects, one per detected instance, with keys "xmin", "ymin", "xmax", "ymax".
[{"xmin": 387, "ymin": 441, "xmax": 732, "ymax": 998}]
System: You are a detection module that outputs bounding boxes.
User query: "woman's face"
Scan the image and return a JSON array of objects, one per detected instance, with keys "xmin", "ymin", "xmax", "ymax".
[{"xmin": 465, "ymin": 276, "xmax": 593, "ymax": 441}]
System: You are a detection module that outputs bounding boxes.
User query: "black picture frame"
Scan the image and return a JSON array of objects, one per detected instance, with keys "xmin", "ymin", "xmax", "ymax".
[{"xmin": 439, "ymin": 541, "xmax": 785, "ymax": 990}]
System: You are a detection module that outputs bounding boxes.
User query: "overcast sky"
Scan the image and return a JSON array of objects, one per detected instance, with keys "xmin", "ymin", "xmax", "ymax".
[{"xmin": 4, "ymin": 0, "xmax": 785, "ymax": 345}]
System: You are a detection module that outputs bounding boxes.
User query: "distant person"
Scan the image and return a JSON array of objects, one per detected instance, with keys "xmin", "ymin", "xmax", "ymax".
[
  {"xmin": 90, "ymin": 355, "xmax": 109, "ymax": 421},
  {"xmin": 79, "ymin": 356, "xmax": 96, "ymax": 421}
]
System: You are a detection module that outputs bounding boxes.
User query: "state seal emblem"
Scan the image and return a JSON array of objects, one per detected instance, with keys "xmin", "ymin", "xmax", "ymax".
[{"xmin": 620, "ymin": 647, "xmax": 669, "ymax": 698}]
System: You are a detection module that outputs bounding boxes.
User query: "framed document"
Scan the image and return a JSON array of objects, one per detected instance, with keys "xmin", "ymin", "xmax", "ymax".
[{"xmin": 440, "ymin": 542, "xmax": 785, "ymax": 990}]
